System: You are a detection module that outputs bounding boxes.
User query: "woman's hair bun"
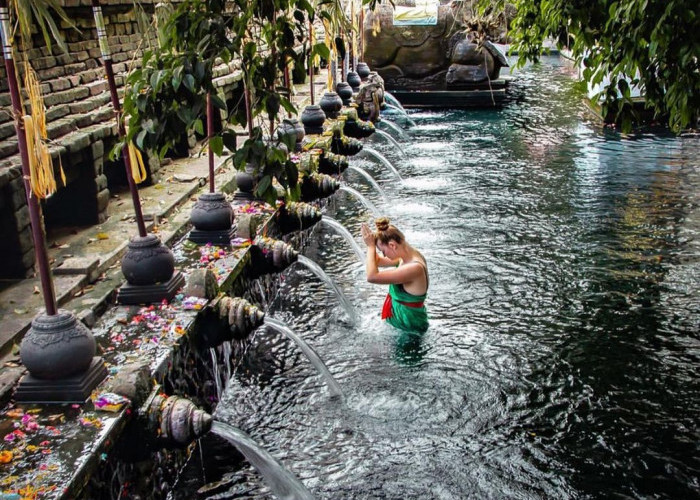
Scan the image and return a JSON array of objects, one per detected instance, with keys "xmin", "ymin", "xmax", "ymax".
[{"xmin": 375, "ymin": 217, "xmax": 390, "ymax": 232}]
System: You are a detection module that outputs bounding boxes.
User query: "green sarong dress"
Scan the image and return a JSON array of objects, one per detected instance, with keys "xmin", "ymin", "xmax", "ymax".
[{"xmin": 381, "ymin": 283, "xmax": 428, "ymax": 333}]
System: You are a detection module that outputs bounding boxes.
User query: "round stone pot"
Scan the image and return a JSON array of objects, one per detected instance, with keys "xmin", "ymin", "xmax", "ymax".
[
  {"xmin": 301, "ymin": 105, "xmax": 326, "ymax": 135},
  {"xmin": 356, "ymin": 62, "xmax": 371, "ymax": 81},
  {"xmin": 336, "ymin": 82, "xmax": 353, "ymax": 105},
  {"xmin": 121, "ymin": 234, "xmax": 175, "ymax": 286},
  {"xmin": 319, "ymin": 91, "xmax": 343, "ymax": 119},
  {"xmin": 234, "ymin": 163, "xmax": 258, "ymax": 200},
  {"xmin": 275, "ymin": 118, "xmax": 298, "ymax": 147},
  {"xmin": 20, "ymin": 310, "xmax": 96, "ymax": 379},
  {"xmin": 190, "ymin": 192, "xmax": 233, "ymax": 231},
  {"xmin": 347, "ymin": 71, "xmax": 361, "ymax": 91},
  {"xmin": 293, "ymin": 118, "xmax": 305, "ymax": 145}
]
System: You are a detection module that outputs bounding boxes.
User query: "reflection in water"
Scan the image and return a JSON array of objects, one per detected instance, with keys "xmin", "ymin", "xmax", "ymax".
[{"xmin": 176, "ymin": 57, "xmax": 699, "ymax": 499}]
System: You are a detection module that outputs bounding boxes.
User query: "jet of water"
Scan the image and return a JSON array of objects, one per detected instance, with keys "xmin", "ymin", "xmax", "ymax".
[
  {"xmin": 373, "ymin": 129, "xmax": 407, "ymax": 158},
  {"xmin": 295, "ymin": 255, "xmax": 357, "ymax": 324},
  {"xmin": 345, "ymin": 165, "xmax": 388, "ymax": 200},
  {"xmin": 384, "ymin": 91, "xmax": 406, "ymax": 112},
  {"xmin": 210, "ymin": 421, "xmax": 315, "ymax": 500},
  {"xmin": 319, "ymin": 217, "xmax": 366, "ymax": 263},
  {"xmin": 209, "ymin": 348, "xmax": 223, "ymax": 401},
  {"xmin": 338, "ymin": 185, "xmax": 380, "ymax": 217},
  {"xmin": 264, "ymin": 317, "xmax": 344, "ymax": 398},
  {"xmin": 358, "ymin": 147, "xmax": 403, "ymax": 181}
]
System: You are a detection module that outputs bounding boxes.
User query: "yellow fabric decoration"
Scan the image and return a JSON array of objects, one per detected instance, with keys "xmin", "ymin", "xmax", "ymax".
[
  {"xmin": 23, "ymin": 62, "xmax": 64, "ymax": 199},
  {"xmin": 127, "ymin": 142, "xmax": 148, "ymax": 184}
]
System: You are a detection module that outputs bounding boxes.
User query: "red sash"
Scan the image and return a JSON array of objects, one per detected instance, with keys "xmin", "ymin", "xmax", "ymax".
[{"xmin": 381, "ymin": 294, "xmax": 425, "ymax": 320}]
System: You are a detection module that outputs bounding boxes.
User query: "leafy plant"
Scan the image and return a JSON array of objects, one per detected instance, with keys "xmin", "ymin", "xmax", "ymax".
[
  {"xmin": 9, "ymin": 0, "xmax": 73, "ymax": 53},
  {"xmin": 476, "ymin": 0, "xmax": 699, "ymax": 131},
  {"xmin": 233, "ymin": 127, "xmax": 299, "ymax": 205}
]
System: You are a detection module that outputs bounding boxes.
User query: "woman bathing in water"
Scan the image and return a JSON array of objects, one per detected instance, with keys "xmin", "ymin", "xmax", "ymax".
[{"xmin": 361, "ymin": 217, "xmax": 429, "ymax": 333}]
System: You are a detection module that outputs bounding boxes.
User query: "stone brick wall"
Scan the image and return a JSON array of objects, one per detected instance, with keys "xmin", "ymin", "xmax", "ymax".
[{"xmin": 0, "ymin": 0, "xmax": 243, "ymax": 279}]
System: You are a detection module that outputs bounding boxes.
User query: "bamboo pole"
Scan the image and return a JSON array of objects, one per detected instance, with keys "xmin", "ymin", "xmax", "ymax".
[{"xmin": 0, "ymin": 1, "xmax": 57, "ymax": 315}]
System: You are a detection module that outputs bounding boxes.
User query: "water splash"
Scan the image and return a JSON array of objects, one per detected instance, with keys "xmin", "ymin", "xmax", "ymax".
[
  {"xmin": 338, "ymin": 185, "xmax": 380, "ymax": 216},
  {"xmin": 374, "ymin": 129, "xmax": 407, "ymax": 157},
  {"xmin": 345, "ymin": 165, "xmax": 388, "ymax": 200},
  {"xmin": 319, "ymin": 216, "xmax": 366, "ymax": 263},
  {"xmin": 222, "ymin": 341, "xmax": 232, "ymax": 388},
  {"xmin": 264, "ymin": 317, "xmax": 343, "ymax": 398},
  {"xmin": 210, "ymin": 421, "xmax": 315, "ymax": 500},
  {"xmin": 295, "ymin": 255, "xmax": 357, "ymax": 324},
  {"xmin": 209, "ymin": 348, "xmax": 223, "ymax": 401},
  {"xmin": 358, "ymin": 147, "xmax": 403, "ymax": 181}
]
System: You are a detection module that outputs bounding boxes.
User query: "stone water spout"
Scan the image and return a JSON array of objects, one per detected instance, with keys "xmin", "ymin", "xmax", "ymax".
[
  {"xmin": 318, "ymin": 150, "xmax": 349, "ymax": 175},
  {"xmin": 301, "ymin": 173, "xmax": 341, "ymax": 201},
  {"xmin": 218, "ymin": 296, "xmax": 265, "ymax": 339},
  {"xmin": 253, "ymin": 236, "xmax": 299, "ymax": 272},
  {"xmin": 330, "ymin": 131, "xmax": 364, "ymax": 156},
  {"xmin": 276, "ymin": 201, "xmax": 323, "ymax": 234},
  {"xmin": 341, "ymin": 107, "xmax": 376, "ymax": 139},
  {"xmin": 145, "ymin": 392, "xmax": 212, "ymax": 446}
]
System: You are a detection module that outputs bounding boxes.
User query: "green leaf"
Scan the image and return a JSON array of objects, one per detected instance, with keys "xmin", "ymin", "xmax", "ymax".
[
  {"xmin": 194, "ymin": 119, "xmax": 204, "ymax": 135},
  {"xmin": 135, "ymin": 129, "xmax": 148, "ymax": 150},
  {"xmin": 209, "ymin": 136, "xmax": 224, "ymax": 156},
  {"xmin": 210, "ymin": 93, "xmax": 227, "ymax": 112},
  {"xmin": 312, "ymin": 42, "xmax": 330, "ymax": 61},
  {"xmin": 172, "ymin": 66, "xmax": 184, "ymax": 91},
  {"xmin": 183, "ymin": 74, "xmax": 196, "ymax": 92},
  {"xmin": 256, "ymin": 175, "xmax": 272, "ymax": 196}
]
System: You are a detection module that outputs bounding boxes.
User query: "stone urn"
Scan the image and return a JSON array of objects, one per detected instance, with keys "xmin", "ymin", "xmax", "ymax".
[
  {"xmin": 336, "ymin": 82, "xmax": 353, "ymax": 105},
  {"xmin": 301, "ymin": 105, "xmax": 326, "ymax": 135},
  {"xmin": 276, "ymin": 117, "xmax": 305, "ymax": 152},
  {"xmin": 347, "ymin": 71, "xmax": 361, "ymax": 92},
  {"xmin": 319, "ymin": 91, "xmax": 343, "ymax": 119},
  {"xmin": 190, "ymin": 192, "xmax": 233, "ymax": 232},
  {"xmin": 234, "ymin": 162, "xmax": 258, "ymax": 200},
  {"xmin": 356, "ymin": 62, "xmax": 371, "ymax": 81},
  {"xmin": 121, "ymin": 234, "xmax": 176, "ymax": 286},
  {"xmin": 20, "ymin": 310, "xmax": 96, "ymax": 379}
]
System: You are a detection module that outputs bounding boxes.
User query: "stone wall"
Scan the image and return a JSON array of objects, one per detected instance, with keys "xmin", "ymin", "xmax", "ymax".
[{"xmin": 0, "ymin": 0, "xmax": 243, "ymax": 279}]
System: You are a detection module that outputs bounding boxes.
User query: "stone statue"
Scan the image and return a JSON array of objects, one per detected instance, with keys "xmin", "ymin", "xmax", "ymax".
[{"xmin": 363, "ymin": 2, "xmax": 509, "ymax": 92}]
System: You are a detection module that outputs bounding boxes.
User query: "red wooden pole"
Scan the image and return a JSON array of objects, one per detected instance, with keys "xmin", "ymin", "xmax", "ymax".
[
  {"xmin": 308, "ymin": 18, "xmax": 315, "ymax": 105},
  {"xmin": 92, "ymin": 0, "xmax": 147, "ymax": 237},
  {"xmin": 207, "ymin": 93, "xmax": 215, "ymax": 193},
  {"xmin": 0, "ymin": 1, "xmax": 57, "ymax": 315}
]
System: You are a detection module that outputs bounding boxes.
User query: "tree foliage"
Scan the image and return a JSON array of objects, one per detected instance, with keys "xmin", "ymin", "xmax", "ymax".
[
  {"xmin": 479, "ymin": 0, "xmax": 699, "ymax": 131},
  {"xmin": 119, "ymin": 0, "xmax": 320, "ymax": 202}
]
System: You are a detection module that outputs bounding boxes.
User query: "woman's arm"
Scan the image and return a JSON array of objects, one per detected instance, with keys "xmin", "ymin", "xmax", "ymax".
[{"xmin": 376, "ymin": 254, "xmax": 400, "ymax": 267}]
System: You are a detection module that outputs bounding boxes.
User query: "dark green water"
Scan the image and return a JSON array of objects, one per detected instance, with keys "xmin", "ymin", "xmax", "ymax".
[{"xmin": 180, "ymin": 57, "xmax": 699, "ymax": 499}]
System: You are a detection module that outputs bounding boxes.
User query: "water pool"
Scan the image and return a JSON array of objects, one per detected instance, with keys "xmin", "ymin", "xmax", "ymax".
[{"xmin": 176, "ymin": 57, "xmax": 699, "ymax": 499}]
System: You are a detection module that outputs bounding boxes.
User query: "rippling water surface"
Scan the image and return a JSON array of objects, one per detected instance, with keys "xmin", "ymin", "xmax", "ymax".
[{"xmin": 177, "ymin": 57, "xmax": 700, "ymax": 499}]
